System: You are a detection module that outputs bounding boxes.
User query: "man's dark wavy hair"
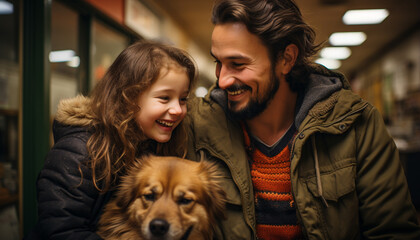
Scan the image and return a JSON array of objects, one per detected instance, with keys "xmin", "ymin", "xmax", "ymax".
[{"xmin": 212, "ymin": 0, "xmax": 321, "ymax": 91}]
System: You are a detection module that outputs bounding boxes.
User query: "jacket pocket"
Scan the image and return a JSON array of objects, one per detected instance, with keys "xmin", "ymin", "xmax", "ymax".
[
  {"xmin": 304, "ymin": 163, "xmax": 360, "ymax": 239},
  {"xmin": 306, "ymin": 163, "xmax": 356, "ymax": 202}
]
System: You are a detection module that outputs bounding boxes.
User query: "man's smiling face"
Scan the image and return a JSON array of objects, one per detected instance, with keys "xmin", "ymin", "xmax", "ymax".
[{"xmin": 211, "ymin": 22, "xmax": 280, "ymax": 119}]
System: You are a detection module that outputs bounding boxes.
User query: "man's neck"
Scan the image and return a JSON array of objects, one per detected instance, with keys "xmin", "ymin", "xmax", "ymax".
[{"xmin": 246, "ymin": 86, "xmax": 297, "ymax": 146}]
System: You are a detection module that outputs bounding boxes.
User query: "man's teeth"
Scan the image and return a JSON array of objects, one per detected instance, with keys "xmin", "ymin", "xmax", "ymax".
[
  {"xmin": 227, "ymin": 89, "xmax": 246, "ymax": 96},
  {"xmin": 157, "ymin": 120, "xmax": 174, "ymax": 127}
]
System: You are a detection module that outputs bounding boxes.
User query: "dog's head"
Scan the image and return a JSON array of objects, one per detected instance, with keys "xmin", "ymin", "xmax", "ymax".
[{"xmin": 115, "ymin": 155, "xmax": 226, "ymax": 240}]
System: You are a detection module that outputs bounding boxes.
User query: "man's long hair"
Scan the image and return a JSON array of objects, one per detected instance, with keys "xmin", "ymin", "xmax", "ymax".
[{"xmin": 212, "ymin": 0, "xmax": 321, "ymax": 91}]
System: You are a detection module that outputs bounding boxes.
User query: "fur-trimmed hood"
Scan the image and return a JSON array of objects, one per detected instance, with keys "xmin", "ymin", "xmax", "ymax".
[
  {"xmin": 55, "ymin": 95, "xmax": 95, "ymax": 127},
  {"xmin": 51, "ymin": 95, "xmax": 95, "ymax": 145}
]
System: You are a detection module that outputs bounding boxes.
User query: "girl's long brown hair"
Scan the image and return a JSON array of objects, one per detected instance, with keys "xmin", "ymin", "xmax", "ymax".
[{"xmin": 86, "ymin": 40, "xmax": 197, "ymax": 192}]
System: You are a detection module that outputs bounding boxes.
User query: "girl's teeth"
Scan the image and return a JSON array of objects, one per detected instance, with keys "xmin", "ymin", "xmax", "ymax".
[{"xmin": 157, "ymin": 120, "xmax": 174, "ymax": 127}]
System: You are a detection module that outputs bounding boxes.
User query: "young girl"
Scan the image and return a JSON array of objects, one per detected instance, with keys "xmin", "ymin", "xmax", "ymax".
[{"xmin": 26, "ymin": 40, "xmax": 197, "ymax": 239}]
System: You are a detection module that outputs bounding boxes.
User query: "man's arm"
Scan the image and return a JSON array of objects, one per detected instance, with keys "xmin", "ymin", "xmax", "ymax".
[{"xmin": 355, "ymin": 105, "xmax": 420, "ymax": 239}]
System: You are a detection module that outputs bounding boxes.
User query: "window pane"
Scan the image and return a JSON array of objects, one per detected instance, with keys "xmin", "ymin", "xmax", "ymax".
[
  {"xmin": 91, "ymin": 19, "xmax": 129, "ymax": 90},
  {"xmin": 0, "ymin": 0, "xmax": 19, "ymax": 111},
  {"xmin": 0, "ymin": 0, "xmax": 20, "ymax": 239},
  {"xmin": 50, "ymin": 0, "xmax": 79, "ymax": 117}
]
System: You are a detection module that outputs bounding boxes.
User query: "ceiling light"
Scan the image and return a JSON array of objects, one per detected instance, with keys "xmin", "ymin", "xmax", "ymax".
[
  {"xmin": 343, "ymin": 9, "xmax": 389, "ymax": 25},
  {"xmin": 0, "ymin": 0, "xmax": 13, "ymax": 15},
  {"xmin": 49, "ymin": 50, "xmax": 76, "ymax": 62},
  {"xmin": 66, "ymin": 56, "xmax": 80, "ymax": 68},
  {"xmin": 320, "ymin": 47, "xmax": 351, "ymax": 60},
  {"xmin": 315, "ymin": 58, "xmax": 341, "ymax": 70},
  {"xmin": 329, "ymin": 32, "xmax": 367, "ymax": 46}
]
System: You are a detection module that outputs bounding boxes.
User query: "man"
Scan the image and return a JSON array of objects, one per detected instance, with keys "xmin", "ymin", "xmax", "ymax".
[{"xmin": 185, "ymin": 0, "xmax": 420, "ymax": 239}]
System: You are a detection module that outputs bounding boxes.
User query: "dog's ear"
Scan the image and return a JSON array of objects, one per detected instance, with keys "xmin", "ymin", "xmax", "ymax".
[
  {"xmin": 115, "ymin": 158, "xmax": 146, "ymax": 209},
  {"xmin": 198, "ymin": 160, "xmax": 227, "ymax": 221},
  {"xmin": 115, "ymin": 172, "xmax": 140, "ymax": 209}
]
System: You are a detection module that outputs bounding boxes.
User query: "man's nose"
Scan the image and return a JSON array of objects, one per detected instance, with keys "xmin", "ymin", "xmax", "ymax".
[{"xmin": 217, "ymin": 66, "xmax": 235, "ymax": 90}]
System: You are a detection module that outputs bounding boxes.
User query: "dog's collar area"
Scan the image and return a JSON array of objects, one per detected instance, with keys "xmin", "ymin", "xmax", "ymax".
[{"xmin": 180, "ymin": 226, "xmax": 193, "ymax": 240}]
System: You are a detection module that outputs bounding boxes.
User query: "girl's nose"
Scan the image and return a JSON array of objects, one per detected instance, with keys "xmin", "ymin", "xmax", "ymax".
[{"xmin": 168, "ymin": 101, "xmax": 183, "ymax": 115}]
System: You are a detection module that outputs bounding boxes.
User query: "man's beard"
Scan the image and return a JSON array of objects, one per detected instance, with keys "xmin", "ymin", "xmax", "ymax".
[{"xmin": 225, "ymin": 70, "xmax": 279, "ymax": 120}]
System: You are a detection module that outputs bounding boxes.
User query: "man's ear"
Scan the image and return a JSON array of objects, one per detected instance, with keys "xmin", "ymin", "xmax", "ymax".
[{"xmin": 276, "ymin": 44, "xmax": 298, "ymax": 75}]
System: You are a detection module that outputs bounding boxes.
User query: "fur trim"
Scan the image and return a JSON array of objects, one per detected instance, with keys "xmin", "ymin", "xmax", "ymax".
[{"xmin": 55, "ymin": 95, "xmax": 95, "ymax": 126}]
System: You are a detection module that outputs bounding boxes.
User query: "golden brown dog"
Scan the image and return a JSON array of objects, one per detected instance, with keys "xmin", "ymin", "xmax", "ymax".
[{"xmin": 97, "ymin": 155, "xmax": 226, "ymax": 240}]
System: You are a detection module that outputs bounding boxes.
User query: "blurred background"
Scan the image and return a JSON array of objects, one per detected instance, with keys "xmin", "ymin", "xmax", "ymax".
[{"xmin": 0, "ymin": 0, "xmax": 419, "ymax": 238}]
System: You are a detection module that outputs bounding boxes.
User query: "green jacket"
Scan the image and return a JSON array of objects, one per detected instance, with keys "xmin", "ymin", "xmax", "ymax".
[{"xmin": 184, "ymin": 65, "xmax": 420, "ymax": 239}]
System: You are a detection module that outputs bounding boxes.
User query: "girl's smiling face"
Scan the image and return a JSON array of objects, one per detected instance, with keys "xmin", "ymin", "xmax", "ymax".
[{"xmin": 136, "ymin": 64, "xmax": 190, "ymax": 143}]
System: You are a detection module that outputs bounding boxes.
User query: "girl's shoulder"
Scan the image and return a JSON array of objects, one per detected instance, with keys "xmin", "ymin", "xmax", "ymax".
[
  {"xmin": 45, "ymin": 121, "xmax": 92, "ymax": 174},
  {"xmin": 52, "ymin": 120, "xmax": 91, "ymax": 146}
]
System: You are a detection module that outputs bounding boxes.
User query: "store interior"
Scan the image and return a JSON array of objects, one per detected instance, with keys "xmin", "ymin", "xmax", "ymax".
[{"xmin": 0, "ymin": 0, "xmax": 419, "ymax": 238}]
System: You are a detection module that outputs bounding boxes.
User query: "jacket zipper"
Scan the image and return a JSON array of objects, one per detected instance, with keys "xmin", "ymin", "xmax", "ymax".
[{"xmin": 289, "ymin": 102, "xmax": 369, "ymax": 239}]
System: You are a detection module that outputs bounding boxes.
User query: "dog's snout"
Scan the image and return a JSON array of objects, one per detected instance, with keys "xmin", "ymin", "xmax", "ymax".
[{"xmin": 149, "ymin": 218, "xmax": 170, "ymax": 236}]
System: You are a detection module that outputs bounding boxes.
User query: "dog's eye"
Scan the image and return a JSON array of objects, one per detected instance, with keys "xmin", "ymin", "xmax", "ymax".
[
  {"xmin": 143, "ymin": 193, "xmax": 155, "ymax": 201},
  {"xmin": 178, "ymin": 198, "xmax": 193, "ymax": 205}
]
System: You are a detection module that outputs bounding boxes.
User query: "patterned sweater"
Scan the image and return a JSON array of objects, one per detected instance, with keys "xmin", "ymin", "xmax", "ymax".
[{"xmin": 243, "ymin": 124, "xmax": 302, "ymax": 240}]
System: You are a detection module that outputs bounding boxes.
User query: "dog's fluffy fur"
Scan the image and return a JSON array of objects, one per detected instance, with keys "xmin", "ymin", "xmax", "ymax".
[{"xmin": 97, "ymin": 155, "xmax": 226, "ymax": 240}]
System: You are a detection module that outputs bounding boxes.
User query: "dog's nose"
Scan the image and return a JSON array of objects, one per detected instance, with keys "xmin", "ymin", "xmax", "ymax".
[{"xmin": 149, "ymin": 218, "xmax": 169, "ymax": 236}]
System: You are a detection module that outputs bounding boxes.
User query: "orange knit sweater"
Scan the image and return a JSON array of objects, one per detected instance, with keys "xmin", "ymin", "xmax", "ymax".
[{"xmin": 243, "ymin": 125, "xmax": 302, "ymax": 240}]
